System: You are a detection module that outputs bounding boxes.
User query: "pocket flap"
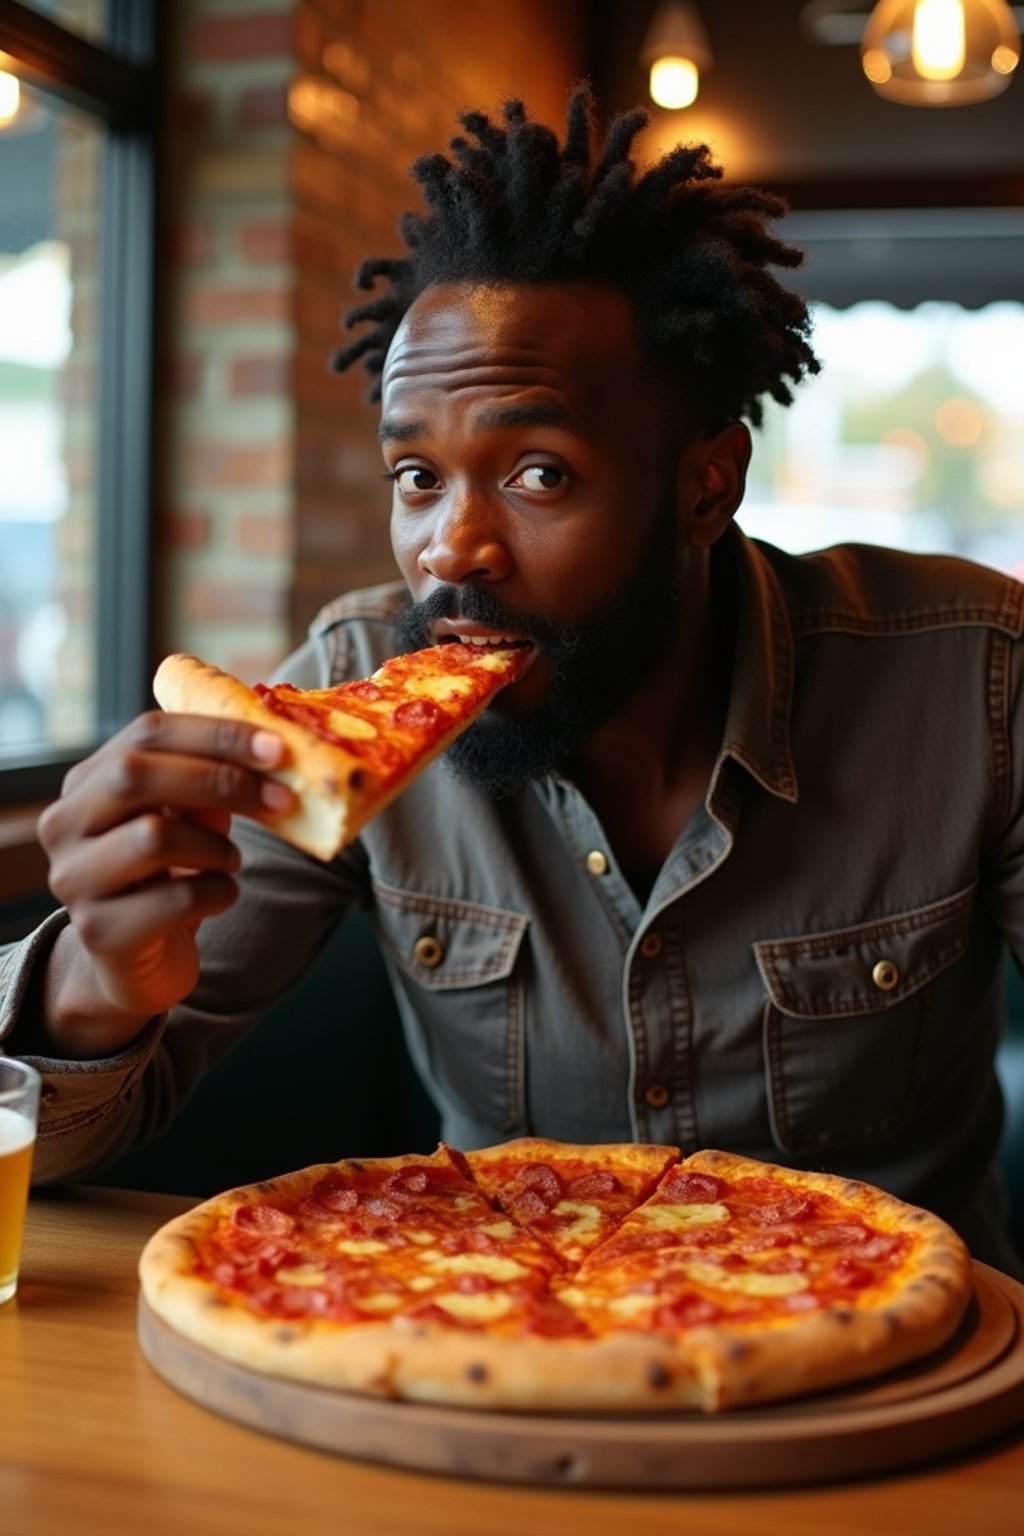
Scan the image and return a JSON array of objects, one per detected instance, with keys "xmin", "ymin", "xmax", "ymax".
[
  {"xmin": 753, "ymin": 884, "xmax": 976, "ymax": 1019},
  {"xmin": 372, "ymin": 880, "xmax": 528, "ymax": 990}
]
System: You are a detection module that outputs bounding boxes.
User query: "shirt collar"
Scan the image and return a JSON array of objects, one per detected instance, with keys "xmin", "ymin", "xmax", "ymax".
[{"xmin": 713, "ymin": 526, "xmax": 798, "ymax": 805}]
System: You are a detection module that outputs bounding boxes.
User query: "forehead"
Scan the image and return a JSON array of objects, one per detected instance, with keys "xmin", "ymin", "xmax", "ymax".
[{"xmin": 380, "ymin": 281, "xmax": 656, "ymax": 426}]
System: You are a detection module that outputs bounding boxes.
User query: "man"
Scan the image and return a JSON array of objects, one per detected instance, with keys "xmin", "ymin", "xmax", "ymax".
[{"xmin": 1, "ymin": 88, "xmax": 1022, "ymax": 1275}]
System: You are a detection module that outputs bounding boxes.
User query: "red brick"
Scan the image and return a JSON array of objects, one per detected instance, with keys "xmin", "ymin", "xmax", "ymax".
[
  {"xmin": 168, "ymin": 221, "xmax": 213, "ymax": 266},
  {"xmin": 165, "ymin": 510, "xmax": 212, "ymax": 550},
  {"xmin": 162, "ymin": 353, "xmax": 203, "ymax": 396},
  {"xmin": 230, "ymin": 354, "xmax": 293, "ymax": 396},
  {"xmin": 189, "ymin": 13, "xmax": 293, "ymax": 63},
  {"xmin": 233, "ymin": 511, "xmax": 293, "ymax": 556},
  {"xmin": 238, "ymin": 218, "xmax": 293, "ymax": 265},
  {"xmin": 186, "ymin": 580, "xmax": 288, "ymax": 625},
  {"xmin": 237, "ymin": 83, "xmax": 290, "ymax": 130},
  {"xmin": 170, "ymin": 90, "xmax": 213, "ymax": 134},
  {"xmin": 187, "ymin": 441, "xmax": 292, "ymax": 490},
  {"xmin": 186, "ymin": 284, "xmax": 292, "ymax": 326}
]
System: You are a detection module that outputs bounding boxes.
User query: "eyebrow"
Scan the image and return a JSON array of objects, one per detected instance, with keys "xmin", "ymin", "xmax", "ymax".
[{"xmin": 377, "ymin": 401, "xmax": 574, "ymax": 444}]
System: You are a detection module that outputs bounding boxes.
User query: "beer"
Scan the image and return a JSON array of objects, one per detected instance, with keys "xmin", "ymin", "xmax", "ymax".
[{"xmin": 0, "ymin": 1105, "xmax": 35, "ymax": 1304}]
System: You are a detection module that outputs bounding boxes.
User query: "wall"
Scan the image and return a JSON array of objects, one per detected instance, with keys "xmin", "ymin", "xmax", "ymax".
[{"xmin": 156, "ymin": 0, "xmax": 585, "ymax": 680}]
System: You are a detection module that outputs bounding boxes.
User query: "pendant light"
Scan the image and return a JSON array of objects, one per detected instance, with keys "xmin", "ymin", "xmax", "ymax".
[
  {"xmin": 860, "ymin": 0, "xmax": 1020, "ymax": 104},
  {"xmin": 640, "ymin": 2, "xmax": 713, "ymax": 109}
]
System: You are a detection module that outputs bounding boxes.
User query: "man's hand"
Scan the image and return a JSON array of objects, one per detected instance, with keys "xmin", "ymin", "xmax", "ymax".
[{"xmin": 33, "ymin": 709, "xmax": 293, "ymax": 1058}]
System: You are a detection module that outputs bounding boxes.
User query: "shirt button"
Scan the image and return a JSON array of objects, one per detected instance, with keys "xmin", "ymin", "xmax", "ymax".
[
  {"xmin": 413, "ymin": 935, "xmax": 444, "ymax": 968},
  {"xmin": 645, "ymin": 1084, "xmax": 671, "ymax": 1108},
  {"xmin": 639, "ymin": 932, "xmax": 662, "ymax": 959},
  {"xmin": 872, "ymin": 959, "xmax": 900, "ymax": 991},
  {"xmin": 586, "ymin": 850, "xmax": 609, "ymax": 876}
]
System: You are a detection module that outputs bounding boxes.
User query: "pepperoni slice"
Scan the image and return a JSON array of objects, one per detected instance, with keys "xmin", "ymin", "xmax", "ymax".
[
  {"xmin": 653, "ymin": 1293, "xmax": 723, "ymax": 1329},
  {"xmin": 314, "ymin": 1182, "xmax": 360, "ymax": 1214},
  {"xmin": 508, "ymin": 1189, "xmax": 551, "ymax": 1222},
  {"xmin": 831, "ymin": 1257, "xmax": 875, "ymax": 1289},
  {"xmin": 346, "ymin": 680, "xmax": 383, "ymax": 702},
  {"xmin": 384, "ymin": 1167, "xmax": 430, "ymax": 1198},
  {"xmin": 511, "ymin": 1163, "xmax": 564, "ymax": 1207},
  {"xmin": 757, "ymin": 1196, "xmax": 814, "ymax": 1225},
  {"xmin": 232, "ymin": 1203, "xmax": 296, "ymax": 1236},
  {"xmin": 804, "ymin": 1223, "xmax": 871, "ymax": 1249},
  {"xmin": 660, "ymin": 1171, "xmax": 723, "ymax": 1203},
  {"xmin": 363, "ymin": 1195, "xmax": 402, "ymax": 1221},
  {"xmin": 858, "ymin": 1233, "xmax": 903, "ymax": 1262},
  {"xmin": 567, "ymin": 1170, "xmax": 622, "ymax": 1199},
  {"xmin": 391, "ymin": 698, "xmax": 444, "ymax": 730}
]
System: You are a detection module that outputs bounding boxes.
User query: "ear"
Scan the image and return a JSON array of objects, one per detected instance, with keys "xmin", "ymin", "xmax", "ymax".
[{"xmin": 677, "ymin": 421, "xmax": 752, "ymax": 549}]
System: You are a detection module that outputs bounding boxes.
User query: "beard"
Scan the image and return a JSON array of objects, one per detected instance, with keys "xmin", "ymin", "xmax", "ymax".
[{"xmin": 395, "ymin": 497, "xmax": 685, "ymax": 798}]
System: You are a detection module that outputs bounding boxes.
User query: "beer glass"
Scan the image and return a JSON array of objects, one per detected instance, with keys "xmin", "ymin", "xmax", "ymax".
[{"xmin": 0, "ymin": 1058, "xmax": 40, "ymax": 1304}]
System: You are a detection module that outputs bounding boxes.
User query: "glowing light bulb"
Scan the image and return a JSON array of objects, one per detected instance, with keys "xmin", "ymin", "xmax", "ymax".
[
  {"xmin": 649, "ymin": 56, "xmax": 700, "ymax": 109},
  {"xmin": 0, "ymin": 72, "xmax": 20, "ymax": 128},
  {"xmin": 912, "ymin": 0, "xmax": 967, "ymax": 80}
]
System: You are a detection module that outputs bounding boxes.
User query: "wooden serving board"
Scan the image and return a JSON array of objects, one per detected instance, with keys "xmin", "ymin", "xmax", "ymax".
[{"xmin": 137, "ymin": 1262, "xmax": 1024, "ymax": 1490}]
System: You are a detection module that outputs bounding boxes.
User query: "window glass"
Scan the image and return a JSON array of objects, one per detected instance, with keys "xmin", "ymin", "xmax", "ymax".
[
  {"xmin": 740, "ymin": 302, "xmax": 1024, "ymax": 576},
  {"xmin": 0, "ymin": 90, "xmax": 102, "ymax": 759},
  {"xmin": 12, "ymin": 0, "xmax": 117, "ymax": 54}
]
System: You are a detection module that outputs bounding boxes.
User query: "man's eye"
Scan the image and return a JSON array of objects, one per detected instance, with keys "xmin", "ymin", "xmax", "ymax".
[
  {"xmin": 511, "ymin": 464, "xmax": 566, "ymax": 493},
  {"xmin": 394, "ymin": 466, "xmax": 440, "ymax": 493}
]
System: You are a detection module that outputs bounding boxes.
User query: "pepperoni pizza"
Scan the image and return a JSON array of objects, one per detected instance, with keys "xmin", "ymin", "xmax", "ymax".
[{"xmin": 139, "ymin": 1139, "xmax": 973, "ymax": 1412}]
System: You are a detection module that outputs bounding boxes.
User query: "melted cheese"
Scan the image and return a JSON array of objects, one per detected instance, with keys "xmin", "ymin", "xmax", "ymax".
[
  {"xmin": 327, "ymin": 709, "xmax": 378, "ymax": 739},
  {"xmin": 336, "ymin": 1237, "xmax": 390, "ymax": 1256},
  {"xmin": 407, "ymin": 1229, "xmax": 437, "ymax": 1245},
  {"xmin": 639, "ymin": 1202, "xmax": 730, "ymax": 1230},
  {"xmin": 434, "ymin": 1290, "xmax": 513, "ymax": 1322},
  {"xmin": 550, "ymin": 1200, "xmax": 602, "ymax": 1241},
  {"xmin": 480, "ymin": 1220, "xmax": 516, "ymax": 1239},
  {"xmin": 273, "ymin": 1265, "xmax": 327, "ymax": 1287},
  {"xmin": 411, "ymin": 673, "xmax": 478, "ymax": 700},
  {"xmin": 428, "ymin": 1252, "xmax": 531, "ymax": 1282},
  {"xmin": 353, "ymin": 1292, "xmax": 402, "ymax": 1314},
  {"xmin": 684, "ymin": 1261, "xmax": 809, "ymax": 1296},
  {"xmin": 606, "ymin": 1291, "xmax": 663, "ymax": 1319}
]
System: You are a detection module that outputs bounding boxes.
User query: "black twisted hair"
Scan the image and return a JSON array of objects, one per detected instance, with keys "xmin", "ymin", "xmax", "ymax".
[{"xmin": 332, "ymin": 82, "xmax": 819, "ymax": 427}]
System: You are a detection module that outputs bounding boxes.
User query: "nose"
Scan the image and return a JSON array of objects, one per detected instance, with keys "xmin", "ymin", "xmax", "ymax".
[{"xmin": 417, "ymin": 491, "xmax": 511, "ymax": 585}]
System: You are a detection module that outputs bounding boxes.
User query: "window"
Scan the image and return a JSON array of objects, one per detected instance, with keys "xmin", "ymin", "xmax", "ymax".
[
  {"xmin": 740, "ymin": 208, "xmax": 1024, "ymax": 573},
  {"xmin": 0, "ymin": 0, "xmax": 156, "ymax": 801}
]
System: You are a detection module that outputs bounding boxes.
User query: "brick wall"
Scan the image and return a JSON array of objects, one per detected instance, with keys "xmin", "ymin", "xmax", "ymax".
[{"xmin": 157, "ymin": 0, "xmax": 585, "ymax": 682}]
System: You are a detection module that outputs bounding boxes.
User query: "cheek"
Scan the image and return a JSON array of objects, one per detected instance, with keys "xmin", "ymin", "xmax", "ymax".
[{"xmin": 390, "ymin": 508, "xmax": 421, "ymax": 581}]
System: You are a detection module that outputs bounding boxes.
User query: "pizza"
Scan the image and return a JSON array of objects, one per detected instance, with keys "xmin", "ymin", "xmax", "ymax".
[
  {"xmin": 138, "ymin": 1139, "xmax": 973, "ymax": 1413},
  {"xmin": 152, "ymin": 643, "xmax": 530, "ymax": 860}
]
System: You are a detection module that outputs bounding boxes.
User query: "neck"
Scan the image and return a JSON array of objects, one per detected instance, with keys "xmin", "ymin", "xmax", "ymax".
[{"xmin": 567, "ymin": 543, "xmax": 736, "ymax": 886}]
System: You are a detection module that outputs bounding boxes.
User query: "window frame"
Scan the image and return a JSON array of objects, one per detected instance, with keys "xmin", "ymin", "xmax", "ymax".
[{"xmin": 0, "ymin": 0, "xmax": 158, "ymax": 804}]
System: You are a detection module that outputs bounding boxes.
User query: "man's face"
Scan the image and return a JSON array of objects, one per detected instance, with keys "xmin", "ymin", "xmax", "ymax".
[{"xmin": 380, "ymin": 281, "xmax": 690, "ymax": 793}]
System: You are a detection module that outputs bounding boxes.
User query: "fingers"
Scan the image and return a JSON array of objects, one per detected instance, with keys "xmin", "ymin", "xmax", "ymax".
[
  {"xmin": 47, "ymin": 813, "xmax": 242, "ymax": 906},
  {"xmin": 72, "ymin": 873, "xmax": 240, "ymax": 963},
  {"xmin": 38, "ymin": 711, "xmax": 294, "ymax": 847}
]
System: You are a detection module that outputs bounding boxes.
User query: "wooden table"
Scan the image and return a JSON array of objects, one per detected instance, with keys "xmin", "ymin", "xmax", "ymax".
[{"xmin": 2, "ymin": 1186, "xmax": 1023, "ymax": 1536}]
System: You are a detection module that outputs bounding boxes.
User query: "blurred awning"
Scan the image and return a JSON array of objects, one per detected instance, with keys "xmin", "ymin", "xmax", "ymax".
[{"xmin": 782, "ymin": 208, "xmax": 1024, "ymax": 308}]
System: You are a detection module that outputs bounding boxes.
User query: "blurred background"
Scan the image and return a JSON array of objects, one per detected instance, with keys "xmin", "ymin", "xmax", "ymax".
[
  {"xmin": 0, "ymin": 0, "xmax": 1022, "ymax": 782},
  {"xmin": 1, "ymin": 1, "xmax": 1024, "ymax": 1200}
]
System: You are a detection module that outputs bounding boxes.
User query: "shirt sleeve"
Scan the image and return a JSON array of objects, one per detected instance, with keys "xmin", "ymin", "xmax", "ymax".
[{"xmin": 0, "ymin": 625, "xmax": 374, "ymax": 1184}]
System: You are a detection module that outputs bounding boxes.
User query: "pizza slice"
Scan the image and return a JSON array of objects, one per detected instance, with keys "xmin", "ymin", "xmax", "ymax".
[
  {"xmin": 152, "ymin": 642, "xmax": 531, "ymax": 860},
  {"xmin": 461, "ymin": 1138, "xmax": 681, "ymax": 1267}
]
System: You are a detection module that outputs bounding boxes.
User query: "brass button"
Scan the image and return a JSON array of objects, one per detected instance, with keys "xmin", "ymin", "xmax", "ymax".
[
  {"xmin": 644, "ymin": 1084, "xmax": 670, "ymax": 1108},
  {"xmin": 586, "ymin": 849, "xmax": 609, "ymax": 876},
  {"xmin": 872, "ymin": 959, "xmax": 900, "ymax": 991},
  {"xmin": 413, "ymin": 935, "xmax": 444, "ymax": 968},
  {"xmin": 640, "ymin": 933, "xmax": 662, "ymax": 959}
]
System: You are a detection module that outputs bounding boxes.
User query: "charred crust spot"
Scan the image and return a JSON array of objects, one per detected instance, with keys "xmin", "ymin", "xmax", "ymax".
[
  {"xmin": 204, "ymin": 1295, "xmax": 229, "ymax": 1309},
  {"xmin": 833, "ymin": 1309, "xmax": 854, "ymax": 1326},
  {"xmin": 347, "ymin": 1160, "xmax": 365, "ymax": 1172},
  {"xmin": 275, "ymin": 1327, "xmax": 299, "ymax": 1343},
  {"xmin": 350, "ymin": 769, "xmax": 365, "ymax": 790},
  {"xmin": 465, "ymin": 1362, "xmax": 489, "ymax": 1384},
  {"xmin": 647, "ymin": 1360, "xmax": 672, "ymax": 1389},
  {"xmin": 728, "ymin": 1341, "xmax": 752, "ymax": 1362},
  {"xmin": 883, "ymin": 1310, "xmax": 903, "ymax": 1337}
]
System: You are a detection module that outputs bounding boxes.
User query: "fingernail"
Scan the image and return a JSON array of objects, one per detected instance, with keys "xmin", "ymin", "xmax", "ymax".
[
  {"xmin": 252, "ymin": 730, "xmax": 283, "ymax": 764},
  {"xmin": 261, "ymin": 779, "xmax": 293, "ymax": 811}
]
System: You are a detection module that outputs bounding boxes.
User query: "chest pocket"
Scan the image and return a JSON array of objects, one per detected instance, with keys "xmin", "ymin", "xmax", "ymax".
[
  {"xmin": 371, "ymin": 880, "xmax": 529, "ymax": 1135},
  {"xmin": 753, "ymin": 884, "xmax": 976, "ymax": 1156}
]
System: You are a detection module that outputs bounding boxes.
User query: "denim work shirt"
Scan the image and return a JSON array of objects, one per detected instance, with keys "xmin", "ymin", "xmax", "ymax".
[{"xmin": 3, "ymin": 528, "xmax": 1024, "ymax": 1274}]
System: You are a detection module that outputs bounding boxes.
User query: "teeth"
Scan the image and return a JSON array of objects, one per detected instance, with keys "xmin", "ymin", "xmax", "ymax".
[{"xmin": 457, "ymin": 634, "xmax": 518, "ymax": 646}]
